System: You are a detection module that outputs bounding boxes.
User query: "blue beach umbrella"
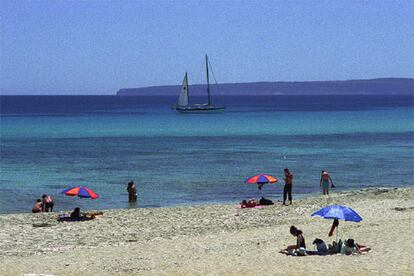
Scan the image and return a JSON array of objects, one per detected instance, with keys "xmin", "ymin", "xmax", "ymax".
[
  {"xmin": 311, "ymin": 205, "xmax": 362, "ymax": 241},
  {"xmin": 311, "ymin": 205, "xmax": 362, "ymax": 222}
]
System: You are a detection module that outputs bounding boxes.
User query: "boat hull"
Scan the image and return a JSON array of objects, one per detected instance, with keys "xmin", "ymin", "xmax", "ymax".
[{"xmin": 172, "ymin": 105, "xmax": 225, "ymax": 113}]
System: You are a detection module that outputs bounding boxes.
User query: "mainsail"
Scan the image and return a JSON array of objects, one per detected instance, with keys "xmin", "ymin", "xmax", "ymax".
[{"xmin": 178, "ymin": 73, "xmax": 189, "ymax": 106}]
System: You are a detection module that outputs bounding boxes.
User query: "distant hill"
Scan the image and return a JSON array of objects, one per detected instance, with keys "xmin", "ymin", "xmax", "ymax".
[{"xmin": 117, "ymin": 78, "xmax": 414, "ymax": 96}]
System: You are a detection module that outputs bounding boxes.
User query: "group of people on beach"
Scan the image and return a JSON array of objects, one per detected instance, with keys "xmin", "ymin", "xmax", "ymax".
[
  {"xmin": 267, "ymin": 168, "xmax": 335, "ymax": 206},
  {"xmin": 32, "ymin": 194, "xmax": 54, "ymax": 213},
  {"xmin": 282, "ymin": 168, "xmax": 335, "ymax": 205},
  {"xmin": 31, "ymin": 169, "xmax": 334, "ymax": 212},
  {"xmin": 280, "ymin": 225, "xmax": 370, "ymax": 256},
  {"xmin": 31, "ymin": 181, "xmax": 137, "ymax": 213}
]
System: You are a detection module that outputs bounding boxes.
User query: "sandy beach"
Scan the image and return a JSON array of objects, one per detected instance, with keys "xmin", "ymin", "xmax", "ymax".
[{"xmin": 1, "ymin": 187, "xmax": 413, "ymax": 275}]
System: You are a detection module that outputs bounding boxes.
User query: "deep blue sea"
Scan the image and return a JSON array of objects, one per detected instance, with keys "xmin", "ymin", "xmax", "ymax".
[{"xmin": 1, "ymin": 95, "xmax": 413, "ymax": 213}]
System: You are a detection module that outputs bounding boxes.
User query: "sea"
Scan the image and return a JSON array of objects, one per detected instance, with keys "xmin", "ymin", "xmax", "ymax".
[{"xmin": 1, "ymin": 95, "xmax": 413, "ymax": 213}]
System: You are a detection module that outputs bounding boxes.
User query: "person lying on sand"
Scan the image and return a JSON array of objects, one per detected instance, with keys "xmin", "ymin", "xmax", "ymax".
[
  {"xmin": 280, "ymin": 225, "xmax": 306, "ymax": 256},
  {"xmin": 240, "ymin": 199, "xmax": 258, "ymax": 208},
  {"xmin": 340, "ymin": 239, "xmax": 371, "ymax": 255}
]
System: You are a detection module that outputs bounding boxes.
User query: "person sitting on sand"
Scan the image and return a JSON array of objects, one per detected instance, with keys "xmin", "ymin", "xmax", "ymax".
[
  {"xmin": 320, "ymin": 171, "xmax": 334, "ymax": 195},
  {"xmin": 127, "ymin": 180, "xmax": 137, "ymax": 202},
  {"xmin": 58, "ymin": 208, "xmax": 102, "ymax": 222},
  {"xmin": 306, "ymin": 238, "xmax": 328, "ymax": 255},
  {"xmin": 283, "ymin": 168, "xmax": 293, "ymax": 205},
  {"xmin": 280, "ymin": 225, "xmax": 306, "ymax": 255},
  {"xmin": 70, "ymin": 207, "xmax": 81, "ymax": 219},
  {"xmin": 41, "ymin": 194, "xmax": 54, "ymax": 212},
  {"xmin": 32, "ymin": 199, "xmax": 43, "ymax": 213}
]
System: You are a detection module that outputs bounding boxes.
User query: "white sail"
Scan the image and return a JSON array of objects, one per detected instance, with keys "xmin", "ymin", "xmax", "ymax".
[{"xmin": 178, "ymin": 73, "xmax": 189, "ymax": 106}]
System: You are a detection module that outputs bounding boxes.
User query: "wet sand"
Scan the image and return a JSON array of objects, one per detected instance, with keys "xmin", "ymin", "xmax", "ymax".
[{"xmin": 1, "ymin": 187, "xmax": 413, "ymax": 275}]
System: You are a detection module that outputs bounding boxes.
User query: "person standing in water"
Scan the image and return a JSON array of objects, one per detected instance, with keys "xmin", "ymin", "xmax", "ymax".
[
  {"xmin": 127, "ymin": 180, "xmax": 137, "ymax": 203},
  {"xmin": 283, "ymin": 168, "xmax": 293, "ymax": 205},
  {"xmin": 320, "ymin": 170, "xmax": 334, "ymax": 195}
]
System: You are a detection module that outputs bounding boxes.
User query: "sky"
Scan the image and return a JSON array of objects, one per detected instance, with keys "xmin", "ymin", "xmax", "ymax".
[{"xmin": 0, "ymin": 0, "xmax": 413, "ymax": 95}]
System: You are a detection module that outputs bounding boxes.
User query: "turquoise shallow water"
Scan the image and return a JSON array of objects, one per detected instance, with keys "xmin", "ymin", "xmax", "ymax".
[{"xmin": 0, "ymin": 95, "xmax": 413, "ymax": 213}]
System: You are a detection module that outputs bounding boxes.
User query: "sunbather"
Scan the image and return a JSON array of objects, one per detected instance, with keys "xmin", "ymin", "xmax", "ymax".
[
  {"xmin": 58, "ymin": 207, "xmax": 102, "ymax": 222},
  {"xmin": 340, "ymin": 239, "xmax": 360, "ymax": 255},
  {"xmin": 70, "ymin": 207, "xmax": 81, "ymax": 219},
  {"xmin": 280, "ymin": 225, "xmax": 306, "ymax": 255},
  {"xmin": 240, "ymin": 199, "xmax": 258, "ymax": 208},
  {"xmin": 340, "ymin": 239, "xmax": 371, "ymax": 255}
]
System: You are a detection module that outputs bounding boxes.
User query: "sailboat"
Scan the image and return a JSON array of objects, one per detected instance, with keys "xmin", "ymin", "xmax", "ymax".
[{"xmin": 171, "ymin": 55, "xmax": 225, "ymax": 113}]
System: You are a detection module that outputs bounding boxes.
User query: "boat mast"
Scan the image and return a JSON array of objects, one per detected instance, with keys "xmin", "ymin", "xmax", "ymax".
[
  {"xmin": 205, "ymin": 54, "xmax": 211, "ymax": 106},
  {"xmin": 185, "ymin": 72, "xmax": 189, "ymax": 105}
]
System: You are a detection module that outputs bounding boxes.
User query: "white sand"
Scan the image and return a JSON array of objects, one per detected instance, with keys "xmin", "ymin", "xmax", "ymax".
[{"xmin": 1, "ymin": 187, "xmax": 413, "ymax": 275}]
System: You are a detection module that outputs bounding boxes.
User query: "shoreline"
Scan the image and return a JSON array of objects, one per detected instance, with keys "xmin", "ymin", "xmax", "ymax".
[
  {"xmin": 2, "ymin": 185, "xmax": 412, "ymax": 216},
  {"xmin": 1, "ymin": 187, "xmax": 413, "ymax": 275}
]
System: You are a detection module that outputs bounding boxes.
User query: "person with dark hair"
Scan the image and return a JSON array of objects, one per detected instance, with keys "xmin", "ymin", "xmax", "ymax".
[
  {"xmin": 41, "ymin": 194, "xmax": 54, "ymax": 212},
  {"xmin": 70, "ymin": 207, "xmax": 81, "ymax": 219},
  {"xmin": 340, "ymin": 239, "xmax": 360, "ymax": 255},
  {"xmin": 280, "ymin": 225, "xmax": 306, "ymax": 255},
  {"xmin": 127, "ymin": 180, "xmax": 137, "ymax": 202},
  {"xmin": 283, "ymin": 168, "xmax": 293, "ymax": 205},
  {"xmin": 32, "ymin": 199, "xmax": 43, "ymax": 213},
  {"xmin": 320, "ymin": 170, "xmax": 334, "ymax": 195}
]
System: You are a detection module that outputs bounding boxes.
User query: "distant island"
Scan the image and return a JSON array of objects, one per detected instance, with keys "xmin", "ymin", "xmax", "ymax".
[{"xmin": 117, "ymin": 78, "xmax": 413, "ymax": 96}]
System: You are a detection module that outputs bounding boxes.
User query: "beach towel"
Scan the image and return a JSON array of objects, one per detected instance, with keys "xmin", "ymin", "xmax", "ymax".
[{"xmin": 236, "ymin": 205, "xmax": 264, "ymax": 209}]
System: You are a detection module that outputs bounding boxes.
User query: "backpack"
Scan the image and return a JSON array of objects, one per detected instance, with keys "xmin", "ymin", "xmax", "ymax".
[{"xmin": 259, "ymin": 197, "xmax": 274, "ymax": 205}]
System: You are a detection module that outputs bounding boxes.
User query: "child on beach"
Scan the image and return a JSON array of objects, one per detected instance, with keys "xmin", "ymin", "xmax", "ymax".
[
  {"xmin": 127, "ymin": 180, "xmax": 137, "ymax": 202},
  {"xmin": 283, "ymin": 168, "xmax": 293, "ymax": 205},
  {"xmin": 320, "ymin": 171, "xmax": 334, "ymax": 195},
  {"xmin": 32, "ymin": 199, "xmax": 43, "ymax": 213}
]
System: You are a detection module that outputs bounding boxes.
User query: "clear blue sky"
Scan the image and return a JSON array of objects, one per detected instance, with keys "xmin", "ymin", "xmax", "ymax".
[{"xmin": 1, "ymin": 0, "xmax": 413, "ymax": 95}]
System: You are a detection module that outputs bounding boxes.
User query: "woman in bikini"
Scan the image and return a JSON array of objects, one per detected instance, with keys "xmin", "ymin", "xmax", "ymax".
[{"xmin": 280, "ymin": 225, "xmax": 306, "ymax": 255}]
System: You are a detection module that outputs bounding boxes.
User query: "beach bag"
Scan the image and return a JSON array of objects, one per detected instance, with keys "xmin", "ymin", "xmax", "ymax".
[
  {"xmin": 329, "ymin": 239, "xmax": 343, "ymax": 254},
  {"xmin": 259, "ymin": 197, "xmax": 274, "ymax": 205}
]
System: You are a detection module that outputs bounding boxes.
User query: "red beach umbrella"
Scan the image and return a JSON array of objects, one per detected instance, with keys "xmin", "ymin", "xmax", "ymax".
[
  {"xmin": 61, "ymin": 186, "xmax": 99, "ymax": 199},
  {"xmin": 245, "ymin": 174, "xmax": 278, "ymax": 184},
  {"xmin": 245, "ymin": 174, "xmax": 278, "ymax": 190}
]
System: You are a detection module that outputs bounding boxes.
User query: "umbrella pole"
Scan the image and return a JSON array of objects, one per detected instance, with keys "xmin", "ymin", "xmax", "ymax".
[{"xmin": 336, "ymin": 225, "xmax": 339, "ymax": 243}]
